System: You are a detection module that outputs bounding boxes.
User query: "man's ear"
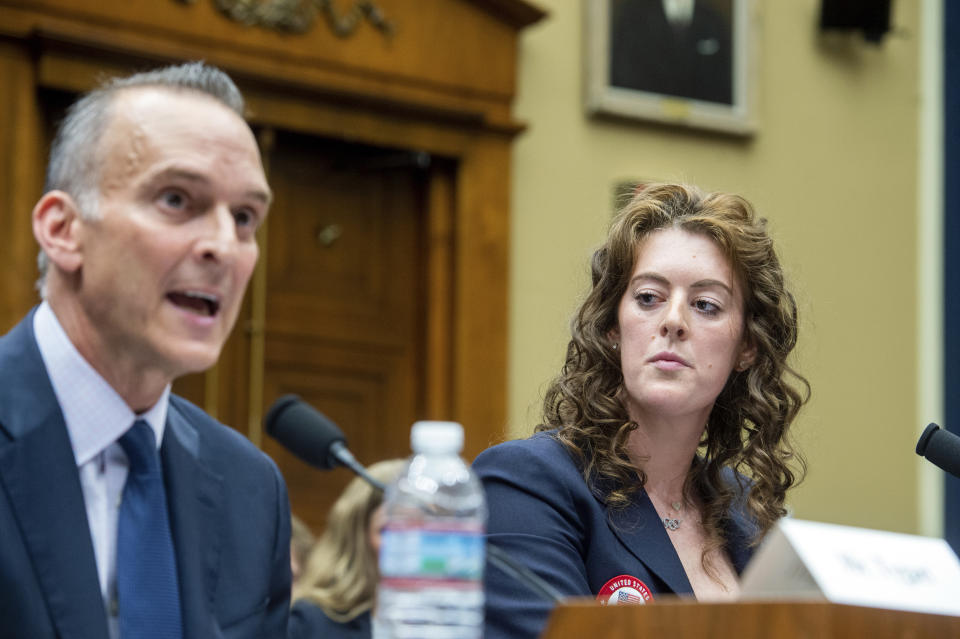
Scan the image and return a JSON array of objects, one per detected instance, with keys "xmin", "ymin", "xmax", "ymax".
[{"xmin": 32, "ymin": 190, "xmax": 85, "ymax": 274}]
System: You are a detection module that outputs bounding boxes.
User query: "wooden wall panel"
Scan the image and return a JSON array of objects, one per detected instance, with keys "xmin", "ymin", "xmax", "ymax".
[
  {"xmin": 264, "ymin": 136, "xmax": 424, "ymax": 346},
  {"xmin": 2, "ymin": 0, "xmax": 518, "ymax": 92},
  {"xmin": 424, "ymin": 163, "xmax": 457, "ymax": 420},
  {"xmin": 0, "ymin": 41, "xmax": 44, "ymax": 329},
  {"xmin": 454, "ymin": 138, "xmax": 511, "ymax": 456},
  {"xmin": 0, "ymin": 0, "xmax": 541, "ymax": 131},
  {"xmin": 263, "ymin": 335, "xmax": 417, "ymax": 532}
]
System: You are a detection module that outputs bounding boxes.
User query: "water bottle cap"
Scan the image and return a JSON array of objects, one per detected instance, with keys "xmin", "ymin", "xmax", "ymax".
[{"xmin": 410, "ymin": 421, "xmax": 464, "ymax": 454}]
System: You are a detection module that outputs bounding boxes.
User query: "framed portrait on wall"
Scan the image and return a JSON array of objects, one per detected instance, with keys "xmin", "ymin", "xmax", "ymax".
[{"xmin": 585, "ymin": 0, "xmax": 756, "ymax": 135}]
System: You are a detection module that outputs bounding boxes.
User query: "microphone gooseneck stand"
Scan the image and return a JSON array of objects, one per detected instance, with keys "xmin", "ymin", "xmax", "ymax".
[{"xmin": 264, "ymin": 394, "xmax": 563, "ymax": 604}]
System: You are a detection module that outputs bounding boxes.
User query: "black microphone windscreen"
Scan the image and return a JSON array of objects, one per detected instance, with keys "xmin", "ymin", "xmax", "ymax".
[
  {"xmin": 264, "ymin": 395, "xmax": 346, "ymax": 470},
  {"xmin": 917, "ymin": 423, "xmax": 960, "ymax": 479}
]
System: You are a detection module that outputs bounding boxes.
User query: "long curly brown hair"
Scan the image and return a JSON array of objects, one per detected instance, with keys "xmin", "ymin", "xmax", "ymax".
[{"xmin": 538, "ymin": 183, "xmax": 808, "ymax": 560}]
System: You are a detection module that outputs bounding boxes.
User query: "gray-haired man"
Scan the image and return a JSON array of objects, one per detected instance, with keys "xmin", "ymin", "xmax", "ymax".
[{"xmin": 0, "ymin": 62, "xmax": 291, "ymax": 639}]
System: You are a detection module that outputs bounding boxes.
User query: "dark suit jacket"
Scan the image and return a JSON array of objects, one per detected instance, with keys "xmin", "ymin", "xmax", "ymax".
[
  {"xmin": 610, "ymin": 0, "xmax": 733, "ymax": 105},
  {"xmin": 473, "ymin": 432, "xmax": 757, "ymax": 639},
  {"xmin": 0, "ymin": 310, "xmax": 292, "ymax": 639},
  {"xmin": 288, "ymin": 601, "xmax": 371, "ymax": 639}
]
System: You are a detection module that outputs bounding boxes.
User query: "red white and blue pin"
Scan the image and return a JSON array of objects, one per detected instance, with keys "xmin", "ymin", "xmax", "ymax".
[{"xmin": 596, "ymin": 574, "xmax": 654, "ymax": 605}]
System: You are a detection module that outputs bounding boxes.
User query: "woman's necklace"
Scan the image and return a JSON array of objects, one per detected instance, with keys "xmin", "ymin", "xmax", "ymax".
[{"xmin": 662, "ymin": 500, "xmax": 684, "ymax": 531}]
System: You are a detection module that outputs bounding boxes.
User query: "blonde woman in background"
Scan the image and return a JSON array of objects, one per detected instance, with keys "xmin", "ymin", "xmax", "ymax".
[
  {"xmin": 290, "ymin": 515, "xmax": 316, "ymax": 586},
  {"xmin": 289, "ymin": 459, "xmax": 406, "ymax": 639}
]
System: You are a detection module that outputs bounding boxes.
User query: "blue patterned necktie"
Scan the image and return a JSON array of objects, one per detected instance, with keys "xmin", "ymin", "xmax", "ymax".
[{"xmin": 116, "ymin": 420, "xmax": 183, "ymax": 639}]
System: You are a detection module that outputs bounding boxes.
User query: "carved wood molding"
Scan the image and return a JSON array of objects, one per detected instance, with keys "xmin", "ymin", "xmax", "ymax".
[{"xmin": 176, "ymin": 0, "xmax": 393, "ymax": 37}]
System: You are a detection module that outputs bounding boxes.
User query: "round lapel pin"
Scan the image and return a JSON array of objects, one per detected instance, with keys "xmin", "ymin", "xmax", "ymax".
[{"xmin": 596, "ymin": 574, "xmax": 654, "ymax": 605}]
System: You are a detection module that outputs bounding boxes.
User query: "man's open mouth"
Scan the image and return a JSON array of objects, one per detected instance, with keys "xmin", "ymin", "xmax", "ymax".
[{"xmin": 167, "ymin": 291, "xmax": 221, "ymax": 317}]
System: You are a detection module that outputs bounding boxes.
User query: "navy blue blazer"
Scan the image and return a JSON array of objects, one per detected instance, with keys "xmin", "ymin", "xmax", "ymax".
[
  {"xmin": 288, "ymin": 601, "xmax": 371, "ymax": 639},
  {"xmin": 0, "ymin": 310, "xmax": 292, "ymax": 639},
  {"xmin": 473, "ymin": 432, "xmax": 757, "ymax": 639}
]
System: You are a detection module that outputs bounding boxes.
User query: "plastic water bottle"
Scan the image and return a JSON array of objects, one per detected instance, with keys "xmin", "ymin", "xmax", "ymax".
[{"xmin": 374, "ymin": 421, "xmax": 487, "ymax": 639}]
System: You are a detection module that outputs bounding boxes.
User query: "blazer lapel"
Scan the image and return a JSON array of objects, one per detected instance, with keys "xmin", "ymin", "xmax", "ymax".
[
  {"xmin": 602, "ymin": 487, "xmax": 694, "ymax": 595},
  {"xmin": 161, "ymin": 405, "xmax": 224, "ymax": 639},
  {"xmin": 723, "ymin": 498, "xmax": 758, "ymax": 574},
  {"xmin": 603, "ymin": 479, "xmax": 759, "ymax": 590},
  {"xmin": 0, "ymin": 311, "xmax": 109, "ymax": 639}
]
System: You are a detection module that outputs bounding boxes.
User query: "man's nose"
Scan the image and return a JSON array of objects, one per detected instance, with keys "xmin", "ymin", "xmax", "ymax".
[{"xmin": 195, "ymin": 206, "xmax": 238, "ymax": 263}]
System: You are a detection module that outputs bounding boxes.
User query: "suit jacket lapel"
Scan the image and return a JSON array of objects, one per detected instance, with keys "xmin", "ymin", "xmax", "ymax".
[
  {"xmin": 0, "ymin": 311, "xmax": 110, "ymax": 639},
  {"xmin": 601, "ymin": 471, "xmax": 757, "ymax": 592},
  {"xmin": 723, "ymin": 497, "xmax": 758, "ymax": 574},
  {"xmin": 602, "ymin": 475, "xmax": 759, "ymax": 589},
  {"xmin": 602, "ymin": 488, "xmax": 694, "ymax": 595},
  {"xmin": 161, "ymin": 404, "xmax": 223, "ymax": 639}
]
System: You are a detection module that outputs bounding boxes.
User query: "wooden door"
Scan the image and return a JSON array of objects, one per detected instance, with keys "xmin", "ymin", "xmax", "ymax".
[{"xmin": 259, "ymin": 130, "xmax": 430, "ymax": 532}]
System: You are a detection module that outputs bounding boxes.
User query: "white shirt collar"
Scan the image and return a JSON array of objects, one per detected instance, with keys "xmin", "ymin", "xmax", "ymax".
[
  {"xmin": 663, "ymin": 0, "xmax": 695, "ymax": 27},
  {"xmin": 33, "ymin": 301, "xmax": 170, "ymax": 467}
]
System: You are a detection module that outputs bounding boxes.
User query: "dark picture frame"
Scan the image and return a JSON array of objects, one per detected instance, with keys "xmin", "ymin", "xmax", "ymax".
[{"xmin": 585, "ymin": 0, "xmax": 756, "ymax": 135}]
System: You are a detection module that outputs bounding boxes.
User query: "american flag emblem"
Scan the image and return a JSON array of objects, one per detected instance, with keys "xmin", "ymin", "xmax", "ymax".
[{"xmin": 596, "ymin": 574, "xmax": 654, "ymax": 605}]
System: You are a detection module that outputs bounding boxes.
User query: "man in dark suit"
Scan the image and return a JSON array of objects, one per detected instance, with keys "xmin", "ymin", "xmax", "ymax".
[
  {"xmin": 0, "ymin": 62, "xmax": 291, "ymax": 638},
  {"xmin": 610, "ymin": 0, "xmax": 734, "ymax": 105}
]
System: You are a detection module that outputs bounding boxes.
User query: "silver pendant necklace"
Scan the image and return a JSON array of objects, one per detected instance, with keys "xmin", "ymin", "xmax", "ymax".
[{"xmin": 662, "ymin": 501, "xmax": 683, "ymax": 531}]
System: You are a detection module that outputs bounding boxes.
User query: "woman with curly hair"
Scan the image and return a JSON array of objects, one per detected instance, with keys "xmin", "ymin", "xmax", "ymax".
[
  {"xmin": 474, "ymin": 183, "xmax": 808, "ymax": 639},
  {"xmin": 289, "ymin": 459, "xmax": 405, "ymax": 639}
]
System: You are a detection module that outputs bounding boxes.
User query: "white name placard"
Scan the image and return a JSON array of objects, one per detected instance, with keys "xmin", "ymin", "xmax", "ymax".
[{"xmin": 740, "ymin": 519, "xmax": 960, "ymax": 616}]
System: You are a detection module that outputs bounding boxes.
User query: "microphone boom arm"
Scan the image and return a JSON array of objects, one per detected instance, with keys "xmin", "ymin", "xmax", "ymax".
[
  {"xmin": 329, "ymin": 441, "xmax": 387, "ymax": 492},
  {"xmin": 263, "ymin": 395, "xmax": 562, "ymax": 604}
]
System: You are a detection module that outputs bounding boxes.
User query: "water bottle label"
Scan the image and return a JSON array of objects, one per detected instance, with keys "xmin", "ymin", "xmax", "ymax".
[{"xmin": 380, "ymin": 525, "xmax": 485, "ymax": 583}]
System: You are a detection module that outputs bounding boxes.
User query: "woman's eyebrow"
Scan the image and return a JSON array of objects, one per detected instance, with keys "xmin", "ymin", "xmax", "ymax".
[
  {"xmin": 690, "ymin": 279, "xmax": 733, "ymax": 295},
  {"xmin": 629, "ymin": 273, "xmax": 732, "ymax": 295}
]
